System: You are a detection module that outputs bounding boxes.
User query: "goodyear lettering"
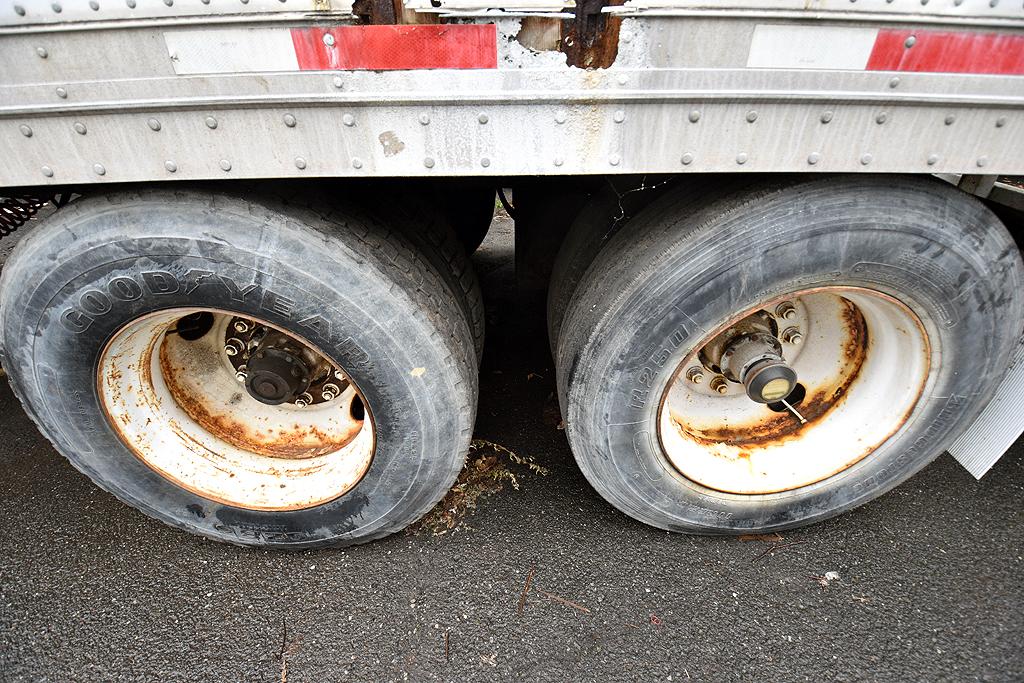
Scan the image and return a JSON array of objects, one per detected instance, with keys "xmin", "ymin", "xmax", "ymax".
[{"xmin": 55, "ymin": 271, "xmax": 372, "ymax": 369}]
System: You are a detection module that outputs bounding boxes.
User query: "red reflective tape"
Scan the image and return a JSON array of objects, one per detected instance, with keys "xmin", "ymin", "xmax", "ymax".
[
  {"xmin": 867, "ymin": 28, "xmax": 1024, "ymax": 75},
  {"xmin": 291, "ymin": 24, "xmax": 497, "ymax": 71}
]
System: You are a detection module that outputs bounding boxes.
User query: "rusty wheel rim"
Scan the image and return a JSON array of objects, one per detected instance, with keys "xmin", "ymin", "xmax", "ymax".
[
  {"xmin": 658, "ymin": 287, "xmax": 930, "ymax": 495},
  {"xmin": 98, "ymin": 308, "xmax": 375, "ymax": 511}
]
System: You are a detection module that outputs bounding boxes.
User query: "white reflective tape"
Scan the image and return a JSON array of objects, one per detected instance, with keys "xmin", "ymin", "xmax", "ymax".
[
  {"xmin": 164, "ymin": 28, "xmax": 300, "ymax": 76},
  {"xmin": 948, "ymin": 335, "xmax": 1024, "ymax": 479},
  {"xmin": 746, "ymin": 24, "xmax": 879, "ymax": 71}
]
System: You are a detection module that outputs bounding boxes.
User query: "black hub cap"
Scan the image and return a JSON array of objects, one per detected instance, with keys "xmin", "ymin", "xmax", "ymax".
[{"xmin": 244, "ymin": 347, "xmax": 311, "ymax": 405}]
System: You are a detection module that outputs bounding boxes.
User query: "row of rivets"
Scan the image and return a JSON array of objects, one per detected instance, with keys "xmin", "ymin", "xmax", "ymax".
[{"xmin": 28, "ymin": 148, "xmax": 1000, "ymax": 178}]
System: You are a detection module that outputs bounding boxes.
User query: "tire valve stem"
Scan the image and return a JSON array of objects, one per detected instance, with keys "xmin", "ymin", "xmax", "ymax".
[{"xmin": 780, "ymin": 398, "xmax": 807, "ymax": 424}]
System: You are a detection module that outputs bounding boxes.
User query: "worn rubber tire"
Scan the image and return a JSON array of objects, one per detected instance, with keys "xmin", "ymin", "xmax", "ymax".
[
  {"xmin": 546, "ymin": 177, "xmax": 694, "ymax": 357},
  {"xmin": 0, "ymin": 189, "xmax": 478, "ymax": 548},
  {"xmin": 557, "ymin": 175, "xmax": 1024, "ymax": 533}
]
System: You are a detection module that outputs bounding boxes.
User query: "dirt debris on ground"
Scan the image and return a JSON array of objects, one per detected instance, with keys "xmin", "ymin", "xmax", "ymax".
[{"xmin": 407, "ymin": 439, "xmax": 548, "ymax": 537}]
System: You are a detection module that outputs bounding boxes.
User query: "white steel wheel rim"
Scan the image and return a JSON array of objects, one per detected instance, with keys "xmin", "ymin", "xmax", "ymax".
[
  {"xmin": 98, "ymin": 308, "xmax": 375, "ymax": 511},
  {"xmin": 658, "ymin": 287, "xmax": 931, "ymax": 495}
]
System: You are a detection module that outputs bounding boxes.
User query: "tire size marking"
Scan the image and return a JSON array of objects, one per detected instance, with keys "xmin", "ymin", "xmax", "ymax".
[{"xmin": 629, "ymin": 326, "xmax": 687, "ymax": 409}]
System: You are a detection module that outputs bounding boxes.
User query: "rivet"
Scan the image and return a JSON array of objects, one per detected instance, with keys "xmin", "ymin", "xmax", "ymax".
[
  {"xmin": 205, "ymin": 116, "xmax": 218, "ymax": 129},
  {"xmin": 283, "ymin": 113, "xmax": 297, "ymax": 127},
  {"xmin": 295, "ymin": 157, "xmax": 307, "ymax": 170},
  {"xmin": 424, "ymin": 157, "xmax": 435, "ymax": 169},
  {"xmin": 977, "ymin": 156, "xmax": 989, "ymax": 168},
  {"xmin": 93, "ymin": 163, "xmax": 106, "ymax": 176},
  {"xmin": 36, "ymin": 46, "xmax": 48, "ymax": 58},
  {"xmin": 616, "ymin": 74, "xmax": 628, "ymax": 85},
  {"xmin": 19, "ymin": 124, "xmax": 32, "ymax": 137},
  {"xmin": 240, "ymin": 0, "xmax": 248, "ymax": 4},
  {"xmin": 165, "ymin": 160, "xmax": 177, "ymax": 172},
  {"xmin": 736, "ymin": 152, "xmax": 748, "ymax": 165},
  {"xmin": 553, "ymin": 157, "xmax": 564, "ymax": 167},
  {"xmin": 989, "ymin": 0, "xmax": 998, "ymax": 6},
  {"xmin": 920, "ymin": 0, "xmax": 928, "ymax": 5},
  {"xmin": 889, "ymin": 77, "xmax": 901, "ymax": 88},
  {"xmin": 163, "ymin": 0, "xmax": 173, "ymax": 6},
  {"xmin": 51, "ymin": 2, "xmax": 61, "ymax": 13},
  {"xmin": 126, "ymin": 0, "xmax": 135, "ymax": 7},
  {"xmin": 41, "ymin": 166, "xmax": 54, "ymax": 178},
  {"xmin": 927, "ymin": 154, "xmax": 939, "ymax": 166},
  {"xmin": 14, "ymin": 5, "xmax": 25, "ymax": 15},
  {"xmin": 323, "ymin": 33, "xmax": 335, "ymax": 47},
  {"xmin": 342, "ymin": 113, "xmax": 355, "ymax": 127},
  {"xmin": 147, "ymin": 118, "xmax": 161, "ymax": 131},
  {"xmin": 807, "ymin": 152, "xmax": 821, "ymax": 165},
  {"xmin": 996, "ymin": 116, "xmax": 1007, "ymax": 128},
  {"xmin": 555, "ymin": 110, "xmax": 567, "ymax": 124},
  {"xmin": 418, "ymin": 113, "xmax": 430, "ymax": 125},
  {"xmin": 332, "ymin": 76, "xmax": 344, "ymax": 89},
  {"xmin": 613, "ymin": 110, "xmax": 625, "ymax": 123},
  {"xmin": 876, "ymin": 112, "xmax": 887, "ymax": 124},
  {"xmin": 56, "ymin": 87, "xmax": 67, "ymax": 99},
  {"xmin": 220, "ymin": 159, "xmax": 232, "ymax": 171},
  {"xmin": 201, "ymin": 0, "xmax": 209, "ymax": 4},
  {"xmin": 89, "ymin": 0, "xmax": 99, "ymax": 8},
  {"xmin": 620, "ymin": 31, "xmax": 633, "ymax": 43},
  {"xmin": 681, "ymin": 153, "xmax": 694, "ymax": 165},
  {"xmin": 480, "ymin": 158, "xmax": 491, "ymax": 168},
  {"xmin": 609, "ymin": 154, "xmax": 621, "ymax": 166},
  {"xmin": 945, "ymin": 115, "xmax": 956, "ymax": 125},
  {"xmin": 954, "ymin": 0, "xmax": 963, "ymax": 4},
  {"xmin": 478, "ymin": 113, "xmax": 489, "ymax": 124},
  {"xmin": 73, "ymin": 122, "xmax": 86, "ymax": 135},
  {"xmin": 820, "ymin": 110, "xmax": 833, "ymax": 124},
  {"xmin": 905, "ymin": 36, "xmax": 916, "ymax": 48},
  {"xmin": 352, "ymin": 158, "xmax": 363, "ymax": 169},
  {"xmin": 745, "ymin": 110, "xmax": 758, "ymax": 123},
  {"xmin": 860, "ymin": 153, "xmax": 873, "ymax": 165},
  {"xmin": 688, "ymin": 110, "xmax": 701, "ymax": 123}
]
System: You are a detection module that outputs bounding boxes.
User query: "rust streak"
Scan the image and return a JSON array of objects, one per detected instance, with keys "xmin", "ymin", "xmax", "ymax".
[
  {"xmin": 159, "ymin": 343, "xmax": 361, "ymax": 459},
  {"xmin": 677, "ymin": 298, "xmax": 870, "ymax": 449}
]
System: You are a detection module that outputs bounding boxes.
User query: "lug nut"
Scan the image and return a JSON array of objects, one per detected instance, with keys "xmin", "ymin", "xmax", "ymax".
[
  {"xmin": 333, "ymin": 368, "xmax": 345, "ymax": 381},
  {"xmin": 781, "ymin": 327, "xmax": 803, "ymax": 345},
  {"xmin": 224, "ymin": 338, "xmax": 244, "ymax": 356},
  {"xmin": 235, "ymin": 364, "xmax": 247, "ymax": 382},
  {"xmin": 709, "ymin": 376, "xmax": 729, "ymax": 394},
  {"xmin": 775, "ymin": 302, "xmax": 797, "ymax": 320},
  {"xmin": 321, "ymin": 382, "xmax": 340, "ymax": 401},
  {"xmin": 686, "ymin": 367, "xmax": 705, "ymax": 384},
  {"xmin": 294, "ymin": 392, "xmax": 313, "ymax": 407},
  {"xmin": 233, "ymin": 319, "xmax": 251, "ymax": 333}
]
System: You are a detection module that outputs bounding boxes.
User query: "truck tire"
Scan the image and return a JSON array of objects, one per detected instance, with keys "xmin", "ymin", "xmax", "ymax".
[
  {"xmin": 556, "ymin": 175, "xmax": 1024, "ymax": 533},
  {"xmin": 0, "ymin": 188, "xmax": 477, "ymax": 548}
]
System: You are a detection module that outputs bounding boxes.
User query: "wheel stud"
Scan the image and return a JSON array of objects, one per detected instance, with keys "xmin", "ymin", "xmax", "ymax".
[
  {"xmin": 224, "ymin": 338, "xmax": 244, "ymax": 356},
  {"xmin": 321, "ymin": 382, "xmax": 340, "ymax": 401},
  {"xmin": 233, "ymin": 319, "xmax": 251, "ymax": 333},
  {"xmin": 709, "ymin": 376, "xmax": 729, "ymax": 394},
  {"xmin": 781, "ymin": 327, "xmax": 803, "ymax": 345},
  {"xmin": 295, "ymin": 392, "xmax": 313, "ymax": 407},
  {"xmin": 775, "ymin": 302, "xmax": 797, "ymax": 320},
  {"xmin": 235, "ymin": 364, "xmax": 247, "ymax": 383},
  {"xmin": 686, "ymin": 367, "xmax": 705, "ymax": 384}
]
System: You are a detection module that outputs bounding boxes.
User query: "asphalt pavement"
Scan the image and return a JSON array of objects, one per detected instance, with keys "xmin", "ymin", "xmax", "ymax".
[{"xmin": 0, "ymin": 212, "xmax": 1021, "ymax": 682}]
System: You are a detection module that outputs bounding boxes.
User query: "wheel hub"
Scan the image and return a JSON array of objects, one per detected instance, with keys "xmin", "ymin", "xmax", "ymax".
[{"xmin": 245, "ymin": 345, "xmax": 311, "ymax": 405}]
